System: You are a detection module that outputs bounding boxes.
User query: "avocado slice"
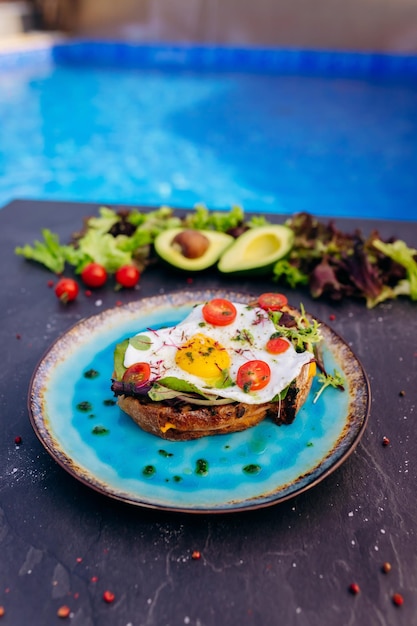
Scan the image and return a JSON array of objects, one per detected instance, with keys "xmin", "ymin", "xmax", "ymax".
[
  {"xmin": 217, "ymin": 224, "xmax": 294, "ymax": 276},
  {"xmin": 154, "ymin": 228, "xmax": 234, "ymax": 271}
]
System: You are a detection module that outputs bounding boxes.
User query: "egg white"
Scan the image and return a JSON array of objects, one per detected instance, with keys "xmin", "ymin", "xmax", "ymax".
[{"xmin": 123, "ymin": 303, "xmax": 313, "ymax": 405}]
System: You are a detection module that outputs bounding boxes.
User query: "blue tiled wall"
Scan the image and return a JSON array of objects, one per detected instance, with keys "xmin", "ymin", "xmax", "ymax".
[{"xmin": 1, "ymin": 40, "xmax": 417, "ymax": 77}]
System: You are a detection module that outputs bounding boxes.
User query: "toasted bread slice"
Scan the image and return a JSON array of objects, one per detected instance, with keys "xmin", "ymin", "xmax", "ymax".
[{"xmin": 116, "ymin": 359, "xmax": 315, "ymax": 441}]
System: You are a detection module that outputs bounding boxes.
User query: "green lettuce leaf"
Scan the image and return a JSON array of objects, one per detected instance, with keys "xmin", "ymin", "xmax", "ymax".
[
  {"xmin": 273, "ymin": 258, "xmax": 309, "ymax": 288},
  {"xmin": 373, "ymin": 239, "xmax": 417, "ymax": 301},
  {"xmin": 157, "ymin": 376, "xmax": 210, "ymax": 397},
  {"xmin": 183, "ymin": 203, "xmax": 245, "ymax": 232},
  {"xmin": 15, "ymin": 228, "xmax": 77, "ymax": 274},
  {"xmin": 75, "ymin": 229, "xmax": 133, "ymax": 273},
  {"xmin": 86, "ymin": 206, "xmax": 120, "ymax": 236},
  {"xmin": 113, "ymin": 339, "xmax": 129, "ymax": 380},
  {"xmin": 115, "ymin": 229, "xmax": 153, "ymax": 253},
  {"xmin": 128, "ymin": 205, "xmax": 182, "ymax": 235},
  {"xmin": 147, "ymin": 383, "xmax": 185, "ymax": 402},
  {"xmin": 271, "ymin": 384, "xmax": 291, "ymax": 402}
]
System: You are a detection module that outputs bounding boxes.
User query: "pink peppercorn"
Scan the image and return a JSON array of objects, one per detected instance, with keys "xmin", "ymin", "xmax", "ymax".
[
  {"xmin": 57, "ymin": 605, "xmax": 71, "ymax": 618},
  {"xmin": 392, "ymin": 593, "xmax": 404, "ymax": 607},
  {"xmin": 349, "ymin": 583, "xmax": 360, "ymax": 595},
  {"xmin": 103, "ymin": 590, "xmax": 115, "ymax": 604}
]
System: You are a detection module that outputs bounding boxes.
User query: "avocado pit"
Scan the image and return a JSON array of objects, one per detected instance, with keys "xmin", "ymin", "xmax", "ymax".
[{"xmin": 171, "ymin": 229, "xmax": 210, "ymax": 259}]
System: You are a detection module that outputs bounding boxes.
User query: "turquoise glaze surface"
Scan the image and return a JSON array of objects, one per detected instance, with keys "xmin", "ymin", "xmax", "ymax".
[{"xmin": 29, "ymin": 290, "xmax": 370, "ymax": 512}]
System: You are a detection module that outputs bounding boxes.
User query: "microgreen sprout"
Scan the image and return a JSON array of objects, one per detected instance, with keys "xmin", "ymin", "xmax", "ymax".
[{"xmin": 313, "ymin": 369, "xmax": 345, "ymax": 404}]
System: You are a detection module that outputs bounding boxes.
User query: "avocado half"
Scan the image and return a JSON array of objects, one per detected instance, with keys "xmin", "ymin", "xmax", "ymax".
[
  {"xmin": 154, "ymin": 228, "xmax": 234, "ymax": 271},
  {"xmin": 217, "ymin": 224, "xmax": 294, "ymax": 276}
]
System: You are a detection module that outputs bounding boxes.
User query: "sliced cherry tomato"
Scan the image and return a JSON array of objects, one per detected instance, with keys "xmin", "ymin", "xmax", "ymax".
[
  {"xmin": 202, "ymin": 298, "xmax": 237, "ymax": 326},
  {"xmin": 54, "ymin": 278, "xmax": 79, "ymax": 303},
  {"xmin": 81, "ymin": 263, "xmax": 108, "ymax": 288},
  {"xmin": 266, "ymin": 336, "xmax": 290, "ymax": 354},
  {"xmin": 258, "ymin": 292, "xmax": 288, "ymax": 311},
  {"xmin": 115, "ymin": 265, "xmax": 140, "ymax": 288},
  {"xmin": 236, "ymin": 360, "xmax": 271, "ymax": 393},
  {"xmin": 122, "ymin": 362, "xmax": 151, "ymax": 385}
]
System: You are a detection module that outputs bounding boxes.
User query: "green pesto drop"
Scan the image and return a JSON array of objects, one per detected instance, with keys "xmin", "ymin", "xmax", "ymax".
[
  {"xmin": 84, "ymin": 368, "xmax": 100, "ymax": 379},
  {"xmin": 91, "ymin": 425, "xmax": 109, "ymax": 435},
  {"xmin": 158, "ymin": 449, "xmax": 174, "ymax": 458},
  {"xmin": 195, "ymin": 458, "xmax": 209, "ymax": 476},
  {"xmin": 103, "ymin": 398, "xmax": 117, "ymax": 406},
  {"xmin": 77, "ymin": 401, "xmax": 93, "ymax": 412},
  {"xmin": 243, "ymin": 464, "xmax": 261, "ymax": 475},
  {"xmin": 143, "ymin": 465, "xmax": 156, "ymax": 477},
  {"xmin": 173, "ymin": 475, "xmax": 182, "ymax": 482}
]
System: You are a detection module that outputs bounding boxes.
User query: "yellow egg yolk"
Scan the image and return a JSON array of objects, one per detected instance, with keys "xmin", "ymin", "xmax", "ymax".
[{"xmin": 175, "ymin": 334, "xmax": 230, "ymax": 380}]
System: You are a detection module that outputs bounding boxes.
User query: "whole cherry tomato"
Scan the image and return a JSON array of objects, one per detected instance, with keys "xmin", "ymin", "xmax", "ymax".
[
  {"xmin": 115, "ymin": 265, "xmax": 140, "ymax": 288},
  {"xmin": 202, "ymin": 298, "xmax": 237, "ymax": 326},
  {"xmin": 236, "ymin": 360, "xmax": 271, "ymax": 393},
  {"xmin": 55, "ymin": 278, "xmax": 79, "ymax": 303},
  {"xmin": 258, "ymin": 292, "xmax": 288, "ymax": 311},
  {"xmin": 81, "ymin": 263, "xmax": 108, "ymax": 288}
]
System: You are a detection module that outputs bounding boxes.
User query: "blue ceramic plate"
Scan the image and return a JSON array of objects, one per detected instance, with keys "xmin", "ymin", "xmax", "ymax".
[{"xmin": 29, "ymin": 290, "xmax": 370, "ymax": 513}]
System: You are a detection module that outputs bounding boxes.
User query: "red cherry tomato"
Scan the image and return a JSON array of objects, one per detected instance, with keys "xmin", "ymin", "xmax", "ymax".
[
  {"xmin": 81, "ymin": 263, "xmax": 108, "ymax": 288},
  {"xmin": 258, "ymin": 292, "xmax": 288, "ymax": 311},
  {"xmin": 236, "ymin": 360, "xmax": 271, "ymax": 392},
  {"xmin": 266, "ymin": 336, "xmax": 290, "ymax": 354},
  {"xmin": 202, "ymin": 298, "xmax": 237, "ymax": 326},
  {"xmin": 54, "ymin": 278, "xmax": 79, "ymax": 303},
  {"xmin": 115, "ymin": 265, "xmax": 140, "ymax": 288},
  {"xmin": 122, "ymin": 362, "xmax": 151, "ymax": 385}
]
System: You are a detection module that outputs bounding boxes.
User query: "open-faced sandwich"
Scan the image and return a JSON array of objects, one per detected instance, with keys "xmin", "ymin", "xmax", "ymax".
[{"xmin": 111, "ymin": 293, "xmax": 322, "ymax": 441}]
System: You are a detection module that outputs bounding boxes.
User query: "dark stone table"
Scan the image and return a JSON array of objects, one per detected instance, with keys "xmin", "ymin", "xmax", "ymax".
[{"xmin": 1, "ymin": 200, "xmax": 416, "ymax": 626}]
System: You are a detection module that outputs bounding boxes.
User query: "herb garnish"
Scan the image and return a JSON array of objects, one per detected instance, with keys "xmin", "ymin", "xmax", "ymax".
[
  {"xmin": 313, "ymin": 369, "xmax": 345, "ymax": 404},
  {"xmin": 269, "ymin": 304, "xmax": 322, "ymax": 353}
]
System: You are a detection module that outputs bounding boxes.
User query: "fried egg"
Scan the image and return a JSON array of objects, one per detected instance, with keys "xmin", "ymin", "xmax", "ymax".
[{"xmin": 123, "ymin": 302, "xmax": 313, "ymax": 405}]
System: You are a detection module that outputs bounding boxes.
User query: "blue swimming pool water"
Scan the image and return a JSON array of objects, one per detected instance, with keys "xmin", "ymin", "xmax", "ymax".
[{"xmin": 1, "ymin": 43, "xmax": 416, "ymax": 220}]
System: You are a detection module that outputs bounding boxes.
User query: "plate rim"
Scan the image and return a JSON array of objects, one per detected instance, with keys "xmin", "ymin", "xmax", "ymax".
[{"xmin": 28, "ymin": 289, "xmax": 371, "ymax": 514}]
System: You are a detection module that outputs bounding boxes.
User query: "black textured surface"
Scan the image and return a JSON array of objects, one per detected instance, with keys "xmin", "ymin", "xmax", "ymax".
[{"xmin": 1, "ymin": 200, "xmax": 416, "ymax": 626}]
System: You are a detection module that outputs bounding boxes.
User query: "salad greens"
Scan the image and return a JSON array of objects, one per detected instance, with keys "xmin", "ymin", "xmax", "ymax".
[
  {"xmin": 15, "ymin": 204, "xmax": 417, "ymax": 307},
  {"xmin": 15, "ymin": 229, "xmax": 76, "ymax": 274},
  {"xmin": 372, "ymin": 239, "xmax": 417, "ymax": 302},
  {"xmin": 269, "ymin": 303, "xmax": 322, "ymax": 353},
  {"xmin": 15, "ymin": 205, "xmax": 181, "ymax": 275},
  {"xmin": 274, "ymin": 212, "xmax": 417, "ymax": 308},
  {"xmin": 183, "ymin": 203, "xmax": 269, "ymax": 233}
]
